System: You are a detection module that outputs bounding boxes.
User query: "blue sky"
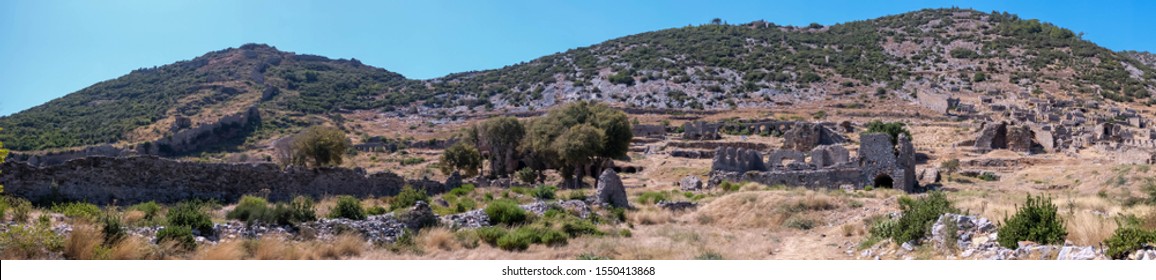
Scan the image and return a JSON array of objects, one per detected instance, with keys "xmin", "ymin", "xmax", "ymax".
[{"xmin": 1, "ymin": 0, "xmax": 1153, "ymax": 116}]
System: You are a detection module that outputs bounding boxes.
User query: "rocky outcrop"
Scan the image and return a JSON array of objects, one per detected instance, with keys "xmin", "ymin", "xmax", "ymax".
[{"xmin": 595, "ymin": 169, "xmax": 630, "ymax": 208}]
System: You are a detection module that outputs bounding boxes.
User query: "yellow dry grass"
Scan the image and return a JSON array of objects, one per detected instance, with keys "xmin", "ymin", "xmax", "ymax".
[
  {"xmin": 194, "ymin": 240, "xmax": 247, "ymax": 260},
  {"xmin": 419, "ymin": 227, "xmax": 458, "ymax": 251},
  {"xmin": 108, "ymin": 236, "xmax": 154, "ymax": 260},
  {"xmin": 63, "ymin": 223, "xmax": 103, "ymax": 260}
]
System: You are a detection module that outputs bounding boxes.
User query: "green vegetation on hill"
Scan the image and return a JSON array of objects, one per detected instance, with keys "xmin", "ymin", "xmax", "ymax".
[{"xmin": 2, "ymin": 8, "xmax": 1154, "ymax": 153}]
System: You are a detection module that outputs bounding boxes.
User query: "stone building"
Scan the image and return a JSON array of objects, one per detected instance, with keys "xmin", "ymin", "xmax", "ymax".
[{"xmin": 708, "ymin": 133, "xmax": 917, "ymax": 192}]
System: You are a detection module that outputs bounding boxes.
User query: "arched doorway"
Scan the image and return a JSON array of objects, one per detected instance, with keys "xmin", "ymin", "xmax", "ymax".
[{"xmin": 873, "ymin": 174, "xmax": 894, "ymax": 189}]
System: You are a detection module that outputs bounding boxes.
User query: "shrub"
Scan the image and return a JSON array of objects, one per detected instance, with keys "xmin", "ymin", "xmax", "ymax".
[
  {"xmin": 0, "ymin": 219, "xmax": 65, "ymax": 259},
  {"xmin": 366, "ymin": 205, "xmax": 387, "ymax": 216},
  {"xmin": 532, "ymin": 185, "xmax": 557, "ymax": 200},
  {"xmin": 476, "ymin": 227, "xmax": 508, "ymax": 246},
  {"xmin": 391, "ymin": 185, "xmax": 428, "ymax": 211},
  {"xmin": 516, "ymin": 167, "xmax": 538, "ymax": 185},
  {"xmin": 997, "ymin": 195, "xmax": 1067, "ymax": 249},
  {"xmin": 440, "ymin": 143, "xmax": 483, "ymax": 177},
  {"xmin": 561, "ymin": 218, "xmax": 602, "ymax": 237},
  {"xmin": 8, "ymin": 197, "xmax": 33, "ymax": 223},
  {"xmin": 608, "ymin": 207, "xmax": 627, "ymax": 223},
  {"xmin": 864, "ymin": 120, "xmax": 911, "ymax": 144},
  {"xmin": 287, "ymin": 196, "xmax": 318, "ymax": 223},
  {"xmin": 289, "ymin": 126, "xmax": 350, "ymax": 168},
  {"xmin": 978, "ymin": 172, "xmax": 999, "ymax": 182},
  {"xmin": 637, "ymin": 191, "xmax": 669, "ymax": 205},
  {"xmin": 330, "ymin": 196, "xmax": 366, "ymax": 220},
  {"xmin": 1103, "ymin": 226, "xmax": 1156, "ymax": 259},
  {"xmin": 52, "ymin": 202, "xmax": 103, "ymax": 222},
  {"xmin": 576, "ymin": 253, "xmax": 613, "ymax": 260},
  {"xmin": 101, "ymin": 211, "xmax": 125, "ymax": 245},
  {"xmin": 166, "ymin": 202, "xmax": 213, "ymax": 234},
  {"xmin": 485, "ymin": 200, "xmax": 528, "ymax": 226},
  {"xmin": 950, "ymin": 48, "xmax": 979, "ymax": 59},
  {"xmin": 719, "ymin": 181, "xmax": 742, "ymax": 192},
  {"xmin": 890, "ymin": 191, "xmax": 957, "ymax": 244},
  {"xmin": 128, "ymin": 201, "xmax": 163, "ymax": 222},
  {"xmin": 156, "ymin": 225, "xmax": 196, "ymax": 250},
  {"xmin": 226, "ymin": 195, "xmax": 270, "ymax": 222},
  {"xmin": 497, "ymin": 228, "xmax": 535, "ymax": 251},
  {"xmin": 785, "ymin": 216, "xmax": 818, "ymax": 230},
  {"xmin": 448, "ymin": 184, "xmax": 476, "ymax": 197},
  {"xmin": 567, "ymin": 190, "xmax": 588, "ymax": 201}
]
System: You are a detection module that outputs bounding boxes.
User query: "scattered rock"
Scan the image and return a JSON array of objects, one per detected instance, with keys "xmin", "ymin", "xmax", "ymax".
[{"xmin": 1056, "ymin": 246, "xmax": 1097, "ymax": 260}]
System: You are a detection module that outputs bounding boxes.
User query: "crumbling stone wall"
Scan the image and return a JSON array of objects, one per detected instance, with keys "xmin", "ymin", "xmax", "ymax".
[
  {"xmin": 141, "ymin": 106, "xmax": 262, "ymax": 156},
  {"xmin": 682, "ymin": 121, "xmax": 721, "ymax": 140},
  {"xmin": 781, "ymin": 122, "xmax": 847, "ymax": 152},
  {"xmin": 710, "ymin": 147, "xmax": 766, "ymax": 173},
  {"xmin": 708, "ymin": 133, "xmax": 917, "ymax": 192},
  {"xmin": 632, "ymin": 124, "xmax": 666, "ymax": 138},
  {"xmin": 0, "ymin": 156, "xmax": 450, "ymax": 205}
]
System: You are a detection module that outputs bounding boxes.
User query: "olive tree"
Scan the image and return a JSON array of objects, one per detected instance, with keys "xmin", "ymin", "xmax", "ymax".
[
  {"xmin": 439, "ymin": 142, "xmax": 483, "ymax": 177},
  {"xmin": 291, "ymin": 126, "xmax": 351, "ymax": 168},
  {"xmin": 466, "ymin": 117, "xmax": 524, "ymax": 177}
]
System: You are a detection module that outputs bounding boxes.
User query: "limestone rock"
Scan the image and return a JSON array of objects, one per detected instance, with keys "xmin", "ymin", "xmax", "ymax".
[
  {"xmin": 656, "ymin": 201, "xmax": 697, "ymax": 211},
  {"xmin": 918, "ymin": 167, "xmax": 940, "ymax": 184},
  {"xmin": 595, "ymin": 169, "xmax": 630, "ymax": 208},
  {"xmin": 398, "ymin": 201, "xmax": 438, "ymax": 231},
  {"xmin": 680, "ymin": 175, "xmax": 703, "ymax": 191},
  {"xmin": 1057, "ymin": 246, "xmax": 1097, "ymax": 260}
]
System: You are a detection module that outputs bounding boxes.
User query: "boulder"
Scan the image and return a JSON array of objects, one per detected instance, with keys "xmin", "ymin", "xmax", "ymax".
[
  {"xmin": 398, "ymin": 201, "xmax": 438, "ymax": 231},
  {"xmin": 680, "ymin": 175, "xmax": 703, "ymax": 191},
  {"xmin": 444, "ymin": 171, "xmax": 462, "ymax": 190},
  {"xmin": 595, "ymin": 169, "xmax": 630, "ymax": 208},
  {"xmin": 657, "ymin": 201, "xmax": 698, "ymax": 211},
  {"xmin": 1056, "ymin": 246, "xmax": 1097, "ymax": 260},
  {"xmin": 918, "ymin": 168, "xmax": 941, "ymax": 184}
]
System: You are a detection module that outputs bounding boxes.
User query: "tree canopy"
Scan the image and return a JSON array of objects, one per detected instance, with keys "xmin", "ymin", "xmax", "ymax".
[{"xmin": 290, "ymin": 126, "xmax": 350, "ymax": 168}]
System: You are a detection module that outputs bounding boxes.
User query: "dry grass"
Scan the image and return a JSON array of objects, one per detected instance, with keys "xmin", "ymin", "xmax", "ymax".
[
  {"xmin": 194, "ymin": 240, "xmax": 247, "ymax": 260},
  {"xmin": 251, "ymin": 235, "xmax": 307, "ymax": 260},
  {"xmin": 419, "ymin": 227, "xmax": 458, "ymax": 251},
  {"xmin": 1065, "ymin": 212, "xmax": 1117, "ymax": 246},
  {"xmin": 108, "ymin": 236, "xmax": 154, "ymax": 260},
  {"xmin": 629, "ymin": 206, "xmax": 676, "ymax": 225},
  {"xmin": 122, "ymin": 210, "xmax": 146, "ymax": 225},
  {"xmin": 315, "ymin": 234, "xmax": 366, "ymax": 259},
  {"xmin": 63, "ymin": 224, "xmax": 103, "ymax": 260}
]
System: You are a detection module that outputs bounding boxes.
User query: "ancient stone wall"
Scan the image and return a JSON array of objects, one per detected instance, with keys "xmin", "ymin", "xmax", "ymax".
[
  {"xmin": 710, "ymin": 147, "xmax": 765, "ymax": 172},
  {"xmin": 710, "ymin": 168, "xmax": 864, "ymax": 190},
  {"xmin": 0, "ymin": 156, "xmax": 449, "ymax": 205}
]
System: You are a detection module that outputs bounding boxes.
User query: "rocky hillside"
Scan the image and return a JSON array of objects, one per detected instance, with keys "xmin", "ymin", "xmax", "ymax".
[{"xmin": 2, "ymin": 8, "xmax": 1154, "ymax": 153}]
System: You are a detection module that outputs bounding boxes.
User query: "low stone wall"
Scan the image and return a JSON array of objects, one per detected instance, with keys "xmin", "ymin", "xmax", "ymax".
[
  {"xmin": 710, "ymin": 168, "xmax": 864, "ymax": 190},
  {"xmin": 0, "ymin": 156, "xmax": 448, "ymax": 205}
]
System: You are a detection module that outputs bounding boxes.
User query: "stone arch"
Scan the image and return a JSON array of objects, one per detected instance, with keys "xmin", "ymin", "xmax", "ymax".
[{"xmin": 873, "ymin": 173, "xmax": 894, "ymax": 189}]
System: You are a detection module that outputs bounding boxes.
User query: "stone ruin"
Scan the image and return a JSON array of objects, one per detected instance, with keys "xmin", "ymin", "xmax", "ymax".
[
  {"xmin": 780, "ymin": 122, "xmax": 848, "ymax": 151},
  {"xmin": 973, "ymin": 121, "xmax": 1041, "ymax": 153},
  {"xmin": 631, "ymin": 124, "xmax": 666, "ymax": 139},
  {"xmin": 682, "ymin": 121, "xmax": 721, "ymax": 140},
  {"xmin": 708, "ymin": 133, "xmax": 917, "ymax": 192}
]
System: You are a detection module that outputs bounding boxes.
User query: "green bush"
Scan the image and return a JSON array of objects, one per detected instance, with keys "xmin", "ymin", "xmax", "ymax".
[
  {"xmin": 997, "ymin": 195, "xmax": 1067, "ymax": 249},
  {"xmin": 128, "ymin": 201, "xmax": 163, "ymax": 222},
  {"xmin": 561, "ymin": 218, "xmax": 602, "ymax": 237},
  {"xmin": 391, "ymin": 185, "xmax": 428, "ymax": 211},
  {"xmin": 567, "ymin": 190, "xmax": 588, "ymax": 201},
  {"xmin": 366, "ymin": 205, "xmax": 387, "ymax": 216},
  {"xmin": 1103, "ymin": 226, "xmax": 1156, "ymax": 259},
  {"xmin": 889, "ymin": 191, "xmax": 957, "ymax": 244},
  {"xmin": 718, "ymin": 181, "xmax": 742, "ymax": 192},
  {"xmin": 0, "ymin": 219, "xmax": 65, "ymax": 259},
  {"xmin": 637, "ymin": 191, "xmax": 669, "ymax": 205},
  {"xmin": 101, "ymin": 211, "xmax": 125, "ymax": 245},
  {"xmin": 226, "ymin": 195, "xmax": 270, "ymax": 222},
  {"xmin": 516, "ymin": 167, "xmax": 538, "ymax": 185},
  {"xmin": 497, "ymin": 228, "xmax": 536, "ymax": 251},
  {"xmin": 156, "ymin": 225, "xmax": 196, "ymax": 250},
  {"xmin": 608, "ymin": 207, "xmax": 627, "ymax": 223},
  {"xmin": 864, "ymin": 120, "xmax": 911, "ymax": 144},
  {"xmin": 226, "ymin": 195, "xmax": 316, "ymax": 226},
  {"xmin": 485, "ymin": 199, "xmax": 528, "ymax": 226},
  {"xmin": 330, "ymin": 195, "xmax": 366, "ymax": 220},
  {"xmin": 532, "ymin": 185, "xmax": 557, "ymax": 200},
  {"xmin": 52, "ymin": 202, "xmax": 103, "ymax": 222},
  {"xmin": 166, "ymin": 202, "xmax": 214, "ymax": 234},
  {"xmin": 476, "ymin": 226, "xmax": 508, "ymax": 245},
  {"xmin": 448, "ymin": 184, "xmax": 476, "ymax": 197},
  {"xmin": 8, "ymin": 197, "xmax": 32, "ymax": 223}
]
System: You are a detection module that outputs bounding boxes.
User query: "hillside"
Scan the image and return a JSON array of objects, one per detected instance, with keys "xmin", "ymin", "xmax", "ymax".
[{"xmin": 2, "ymin": 8, "xmax": 1155, "ymax": 153}]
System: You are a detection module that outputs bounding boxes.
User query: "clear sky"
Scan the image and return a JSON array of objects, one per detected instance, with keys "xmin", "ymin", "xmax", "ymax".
[{"xmin": 1, "ymin": 0, "xmax": 1153, "ymax": 116}]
